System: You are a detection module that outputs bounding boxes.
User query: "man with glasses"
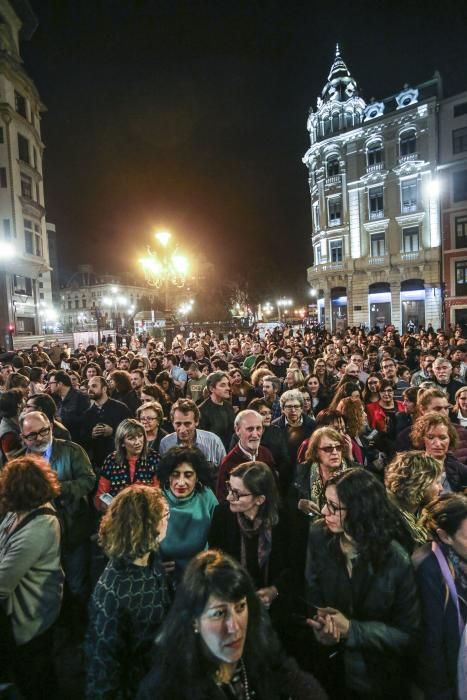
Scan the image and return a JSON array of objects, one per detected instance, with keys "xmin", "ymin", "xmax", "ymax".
[
  {"xmin": 81, "ymin": 376, "xmax": 130, "ymax": 470},
  {"xmin": 216, "ymin": 409, "xmax": 276, "ymax": 501},
  {"xmin": 380, "ymin": 357, "xmax": 409, "ymax": 401},
  {"xmin": 272, "ymin": 389, "xmax": 316, "ymax": 482},
  {"xmin": 20, "ymin": 410, "xmax": 96, "ymax": 632}
]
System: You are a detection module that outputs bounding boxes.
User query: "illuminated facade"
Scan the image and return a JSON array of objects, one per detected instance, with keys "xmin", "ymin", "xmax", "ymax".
[
  {"xmin": 439, "ymin": 91, "xmax": 467, "ymax": 330},
  {"xmin": 0, "ymin": 0, "xmax": 53, "ymax": 343},
  {"xmin": 303, "ymin": 46, "xmax": 442, "ymax": 332}
]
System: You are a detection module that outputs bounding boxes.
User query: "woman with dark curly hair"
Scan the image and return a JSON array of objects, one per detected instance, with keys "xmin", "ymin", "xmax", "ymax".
[
  {"xmin": 108, "ymin": 369, "xmax": 140, "ymax": 416},
  {"xmin": 385, "ymin": 451, "xmax": 442, "ymax": 552},
  {"xmin": 85, "ymin": 485, "xmax": 171, "ymax": 700},
  {"xmin": 0, "ymin": 455, "xmax": 63, "ymax": 698},
  {"xmin": 158, "ymin": 446, "xmax": 218, "ymax": 582},
  {"xmin": 305, "ymin": 468, "xmax": 420, "ymax": 698},
  {"xmin": 411, "ymin": 412, "xmax": 467, "ymax": 493},
  {"xmin": 138, "ymin": 550, "xmax": 327, "ymax": 700}
]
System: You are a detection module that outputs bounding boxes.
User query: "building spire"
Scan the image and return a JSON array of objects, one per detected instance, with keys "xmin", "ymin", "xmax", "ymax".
[{"xmin": 322, "ymin": 44, "xmax": 358, "ymax": 103}]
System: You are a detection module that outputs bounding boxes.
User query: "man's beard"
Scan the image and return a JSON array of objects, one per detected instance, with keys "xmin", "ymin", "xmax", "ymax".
[{"xmin": 29, "ymin": 440, "xmax": 52, "ymax": 454}]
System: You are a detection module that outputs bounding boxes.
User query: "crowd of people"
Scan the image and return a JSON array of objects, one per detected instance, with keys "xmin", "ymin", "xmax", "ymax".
[{"xmin": 0, "ymin": 323, "xmax": 466, "ymax": 699}]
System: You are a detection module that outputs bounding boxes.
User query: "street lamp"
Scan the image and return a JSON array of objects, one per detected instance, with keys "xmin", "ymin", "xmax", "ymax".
[
  {"xmin": 263, "ymin": 302, "xmax": 273, "ymax": 317},
  {"xmin": 178, "ymin": 299, "xmax": 194, "ymax": 319},
  {"xmin": 103, "ymin": 288, "xmax": 128, "ymax": 335},
  {"xmin": 276, "ymin": 298, "xmax": 292, "ymax": 323},
  {"xmin": 139, "ymin": 230, "xmax": 189, "ymax": 346}
]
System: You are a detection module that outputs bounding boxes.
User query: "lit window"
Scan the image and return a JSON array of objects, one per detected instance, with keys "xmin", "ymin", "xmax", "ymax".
[
  {"xmin": 403, "ymin": 227, "xmax": 419, "ymax": 252},
  {"xmin": 329, "ymin": 239, "xmax": 343, "ymax": 262},
  {"xmin": 328, "ymin": 197, "xmax": 342, "ymax": 226},
  {"xmin": 401, "ymin": 179, "xmax": 418, "ymax": 213},
  {"xmin": 369, "ymin": 187, "xmax": 384, "ymax": 219},
  {"xmin": 370, "ymin": 232, "xmax": 385, "ymax": 256}
]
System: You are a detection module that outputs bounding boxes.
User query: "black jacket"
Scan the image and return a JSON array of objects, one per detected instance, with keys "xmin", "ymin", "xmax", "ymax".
[
  {"xmin": 208, "ymin": 501, "xmax": 289, "ymax": 595},
  {"xmin": 55, "ymin": 388, "xmax": 90, "ymax": 443},
  {"xmin": 305, "ymin": 521, "xmax": 420, "ymax": 698}
]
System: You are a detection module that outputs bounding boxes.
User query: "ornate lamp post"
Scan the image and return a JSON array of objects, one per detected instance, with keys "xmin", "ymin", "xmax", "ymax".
[{"xmin": 139, "ymin": 231, "xmax": 189, "ymax": 346}]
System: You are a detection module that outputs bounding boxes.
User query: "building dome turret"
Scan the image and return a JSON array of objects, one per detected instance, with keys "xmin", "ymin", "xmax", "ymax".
[{"xmin": 321, "ymin": 44, "xmax": 358, "ymax": 103}]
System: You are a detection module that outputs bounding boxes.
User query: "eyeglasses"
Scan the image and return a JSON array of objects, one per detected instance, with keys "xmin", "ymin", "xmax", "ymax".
[
  {"xmin": 226, "ymin": 483, "xmax": 253, "ymax": 501},
  {"xmin": 22, "ymin": 426, "xmax": 51, "ymax": 441},
  {"xmin": 140, "ymin": 416, "xmax": 158, "ymax": 423},
  {"xmin": 283, "ymin": 404, "xmax": 301, "ymax": 411},
  {"xmin": 324, "ymin": 500, "xmax": 347, "ymax": 515},
  {"xmin": 380, "ymin": 389, "xmax": 394, "ymax": 395},
  {"xmin": 318, "ymin": 444, "xmax": 343, "ymax": 454}
]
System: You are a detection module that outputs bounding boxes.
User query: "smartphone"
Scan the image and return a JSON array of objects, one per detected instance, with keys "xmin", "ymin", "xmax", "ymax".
[{"xmin": 99, "ymin": 493, "xmax": 114, "ymax": 506}]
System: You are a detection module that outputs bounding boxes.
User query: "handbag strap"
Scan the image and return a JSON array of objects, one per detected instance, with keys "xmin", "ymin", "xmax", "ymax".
[
  {"xmin": 3, "ymin": 507, "xmax": 60, "ymax": 545},
  {"xmin": 432, "ymin": 541, "xmax": 464, "ymax": 635}
]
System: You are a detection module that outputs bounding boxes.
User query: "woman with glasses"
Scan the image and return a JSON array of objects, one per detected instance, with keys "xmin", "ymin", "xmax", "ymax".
[
  {"xmin": 85, "ymin": 485, "xmax": 171, "ymax": 700},
  {"xmin": 362, "ymin": 373, "xmax": 381, "ymax": 404},
  {"xmin": 305, "ymin": 468, "xmax": 420, "ymax": 698},
  {"xmin": 158, "ymin": 446, "xmax": 218, "ymax": 583},
  {"xmin": 365, "ymin": 378, "xmax": 404, "ymax": 441},
  {"xmin": 209, "ymin": 461, "xmax": 287, "ymax": 610},
  {"xmin": 451, "ymin": 385, "xmax": 467, "ymax": 428},
  {"xmin": 136, "ymin": 400, "xmax": 167, "ymax": 455},
  {"xmin": 288, "ymin": 427, "xmax": 354, "ymax": 602}
]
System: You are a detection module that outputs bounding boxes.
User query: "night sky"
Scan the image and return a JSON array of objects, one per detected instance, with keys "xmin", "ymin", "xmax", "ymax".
[{"xmin": 22, "ymin": 0, "xmax": 467, "ymax": 298}]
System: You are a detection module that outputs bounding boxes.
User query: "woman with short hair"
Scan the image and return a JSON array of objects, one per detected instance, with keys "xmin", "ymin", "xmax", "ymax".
[
  {"xmin": 136, "ymin": 400, "xmax": 167, "ymax": 454},
  {"xmin": 0, "ymin": 455, "xmax": 63, "ymax": 698},
  {"xmin": 85, "ymin": 485, "xmax": 171, "ymax": 699}
]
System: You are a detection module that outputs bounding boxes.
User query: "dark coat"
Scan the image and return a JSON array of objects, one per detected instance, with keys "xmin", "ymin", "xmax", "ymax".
[
  {"xmin": 305, "ymin": 521, "xmax": 420, "ymax": 698},
  {"xmin": 208, "ymin": 501, "xmax": 289, "ymax": 595},
  {"xmin": 416, "ymin": 550, "xmax": 464, "ymax": 700}
]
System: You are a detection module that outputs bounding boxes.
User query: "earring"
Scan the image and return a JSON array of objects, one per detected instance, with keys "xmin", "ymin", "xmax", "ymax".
[{"xmin": 192, "ymin": 622, "xmax": 199, "ymax": 634}]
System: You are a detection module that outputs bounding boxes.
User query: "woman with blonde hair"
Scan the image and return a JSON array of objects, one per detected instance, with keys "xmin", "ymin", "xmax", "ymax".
[
  {"xmin": 86, "ymin": 485, "xmax": 171, "ymax": 699},
  {"xmin": 284, "ymin": 368, "xmax": 305, "ymax": 390},
  {"xmin": 385, "ymin": 450, "xmax": 443, "ymax": 551}
]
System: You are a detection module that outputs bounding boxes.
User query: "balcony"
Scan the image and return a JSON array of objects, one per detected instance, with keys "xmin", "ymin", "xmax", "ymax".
[
  {"xmin": 369, "ymin": 210, "xmax": 384, "ymax": 221},
  {"xmin": 355, "ymin": 254, "xmax": 389, "ymax": 271},
  {"xmin": 328, "ymin": 217, "xmax": 342, "ymax": 227},
  {"xmin": 400, "ymin": 250, "xmax": 421, "ymax": 262},
  {"xmin": 366, "ymin": 162, "xmax": 384, "ymax": 173},
  {"xmin": 325, "ymin": 174, "xmax": 341, "ymax": 186},
  {"xmin": 401, "ymin": 202, "xmax": 418, "ymax": 214},
  {"xmin": 399, "ymin": 153, "xmax": 418, "ymax": 164}
]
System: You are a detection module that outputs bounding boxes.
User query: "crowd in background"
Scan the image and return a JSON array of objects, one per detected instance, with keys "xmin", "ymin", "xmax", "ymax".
[{"xmin": 0, "ymin": 322, "xmax": 467, "ymax": 699}]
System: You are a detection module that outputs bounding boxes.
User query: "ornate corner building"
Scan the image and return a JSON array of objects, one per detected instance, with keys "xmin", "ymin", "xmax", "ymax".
[
  {"xmin": 0, "ymin": 1, "xmax": 54, "ymax": 343},
  {"xmin": 303, "ymin": 45, "xmax": 442, "ymax": 333}
]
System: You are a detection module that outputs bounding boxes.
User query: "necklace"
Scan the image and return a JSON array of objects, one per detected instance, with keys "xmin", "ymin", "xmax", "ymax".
[{"xmin": 240, "ymin": 659, "xmax": 253, "ymax": 700}]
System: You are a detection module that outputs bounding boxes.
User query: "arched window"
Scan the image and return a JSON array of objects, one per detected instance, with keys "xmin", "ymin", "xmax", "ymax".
[
  {"xmin": 327, "ymin": 156, "xmax": 339, "ymax": 177},
  {"xmin": 367, "ymin": 141, "xmax": 383, "ymax": 167},
  {"xmin": 400, "ymin": 129, "xmax": 416, "ymax": 156},
  {"xmin": 332, "ymin": 112, "xmax": 340, "ymax": 132}
]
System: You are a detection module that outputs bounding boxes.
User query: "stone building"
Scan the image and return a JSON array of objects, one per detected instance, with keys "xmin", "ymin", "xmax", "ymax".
[
  {"xmin": 0, "ymin": 0, "xmax": 53, "ymax": 344},
  {"xmin": 439, "ymin": 90, "xmax": 467, "ymax": 330},
  {"xmin": 303, "ymin": 46, "xmax": 442, "ymax": 332}
]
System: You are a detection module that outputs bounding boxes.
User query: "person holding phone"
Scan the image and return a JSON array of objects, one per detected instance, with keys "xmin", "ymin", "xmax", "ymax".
[{"xmin": 304, "ymin": 469, "xmax": 419, "ymax": 698}]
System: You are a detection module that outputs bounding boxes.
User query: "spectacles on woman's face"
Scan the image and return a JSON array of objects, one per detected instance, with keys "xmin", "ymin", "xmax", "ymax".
[
  {"xmin": 226, "ymin": 483, "xmax": 253, "ymax": 501},
  {"xmin": 318, "ymin": 444, "xmax": 343, "ymax": 454},
  {"xmin": 140, "ymin": 415, "xmax": 158, "ymax": 423}
]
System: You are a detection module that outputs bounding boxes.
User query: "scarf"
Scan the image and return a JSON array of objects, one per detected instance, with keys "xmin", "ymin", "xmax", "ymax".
[
  {"xmin": 447, "ymin": 545, "xmax": 467, "ymax": 608},
  {"xmin": 236, "ymin": 513, "xmax": 272, "ymax": 570}
]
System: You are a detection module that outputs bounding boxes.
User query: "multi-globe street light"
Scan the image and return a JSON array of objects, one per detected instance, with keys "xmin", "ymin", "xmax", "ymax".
[
  {"xmin": 139, "ymin": 230, "xmax": 190, "ymax": 345},
  {"xmin": 276, "ymin": 297, "xmax": 292, "ymax": 322}
]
